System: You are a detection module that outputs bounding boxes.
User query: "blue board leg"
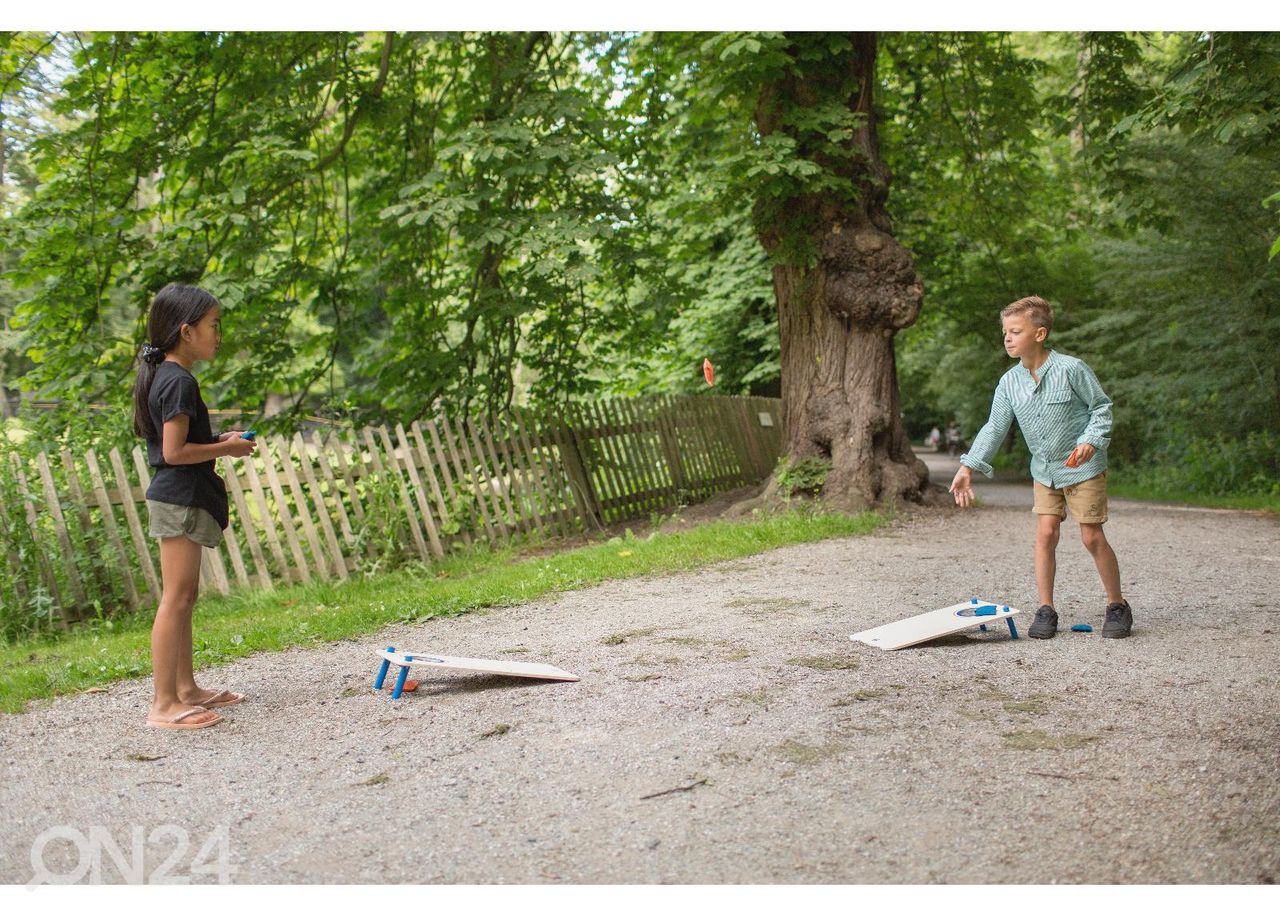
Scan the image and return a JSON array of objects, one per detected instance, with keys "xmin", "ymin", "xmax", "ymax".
[
  {"xmin": 391, "ymin": 663, "xmax": 410, "ymax": 700},
  {"xmin": 374, "ymin": 645, "xmax": 395, "ymax": 690},
  {"xmin": 1007, "ymin": 618, "xmax": 1020, "ymax": 641},
  {"xmin": 979, "ymin": 623, "xmax": 988, "ymax": 632}
]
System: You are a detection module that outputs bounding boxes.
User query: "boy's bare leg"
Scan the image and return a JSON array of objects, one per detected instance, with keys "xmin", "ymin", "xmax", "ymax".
[
  {"xmin": 1080, "ymin": 523, "xmax": 1123, "ymax": 603},
  {"xmin": 1034, "ymin": 514, "xmax": 1062, "ymax": 608}
]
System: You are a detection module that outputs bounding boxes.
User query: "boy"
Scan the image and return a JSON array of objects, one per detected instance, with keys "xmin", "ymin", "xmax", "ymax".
[{"xmin": 949, "ymin": 295, "xmax": 1134, "ymax": 639}]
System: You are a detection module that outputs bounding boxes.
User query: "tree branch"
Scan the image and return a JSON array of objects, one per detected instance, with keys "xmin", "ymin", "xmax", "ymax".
[{"xmin": 315, "ymin": 32, "xmax": 393, "ymax": 173}]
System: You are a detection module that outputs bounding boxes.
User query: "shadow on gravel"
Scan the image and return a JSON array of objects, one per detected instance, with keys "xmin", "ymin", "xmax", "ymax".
[
  {"xmin": 407, "ymin": 674, "xmax": 561, "ymax": 699},
  {"xmin": 911, "ymin": 632, "xmax": 1017, "ymax": 649}
]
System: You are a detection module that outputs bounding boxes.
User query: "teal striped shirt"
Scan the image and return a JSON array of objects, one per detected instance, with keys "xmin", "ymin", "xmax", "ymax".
[{"xmin": 960, "ymin": 350, "xmax": 1113, "ymax": 489}]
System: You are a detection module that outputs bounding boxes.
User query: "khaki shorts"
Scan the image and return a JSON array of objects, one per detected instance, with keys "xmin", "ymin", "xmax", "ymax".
[
  {"xmin": 147, "ymin": 500, "xmax": 224, "ymax": 548},
  {"xmin": 1033, "ymin": 472, "xmax": 1109, "ymax": 524}
]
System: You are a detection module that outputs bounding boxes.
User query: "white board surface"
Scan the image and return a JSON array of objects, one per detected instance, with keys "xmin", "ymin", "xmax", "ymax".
[
  {"xmin": 850, "ymin": 599, "xmax": 1023, "ymax": 651},
  {"xmin": 381, "ymin": 650, "xmax": 579, "ymax": 681}
]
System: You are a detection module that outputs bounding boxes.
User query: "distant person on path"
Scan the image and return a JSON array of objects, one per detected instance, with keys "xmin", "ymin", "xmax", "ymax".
[
  {"xmin": 948, "ymin": 295, "xmax": 1133, "ymax": 639},
  {"xmin": 945, "ymin": 421, "xmax": 961, "ymax": 456},
  {"xmin": 927, "ymin": 426, "xmax": 942, "ymax": 451},
  {"xmin": 132, "ymin": 284, "xmax": 258, "ymax": 729}
]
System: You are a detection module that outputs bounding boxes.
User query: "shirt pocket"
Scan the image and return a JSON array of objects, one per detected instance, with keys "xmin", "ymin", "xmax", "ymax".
[{"xmin": 1040, "ymin": 390, "xmax": 1077, "ymax": 426}]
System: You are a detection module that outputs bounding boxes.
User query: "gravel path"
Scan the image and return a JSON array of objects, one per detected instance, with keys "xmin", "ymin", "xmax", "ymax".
[{"xmin": 2, "ymin": 451, "xmax": 1277, "ymax": 884}]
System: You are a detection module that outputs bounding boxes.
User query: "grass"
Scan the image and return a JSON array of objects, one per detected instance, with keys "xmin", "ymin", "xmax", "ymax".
[
  {"xmin": 0, "ymin": 507, "xmax": 883, "ymax": 714},
  {"xmin": 601, "ymin": 628, "xmax": 659, "ymax": 646},
  {"xmin": 1002, "ymin": 696, "xmax": 1053, "ymax": 715},
  {"xmin": 734, "ymin": 686, "xmax": 772, "ymax": 706},
  {"xmin": 985, "ymin": 454, "xmax": 1278, "ymax": 514},
  {"xmin": 1107, "ymin": 480, "xmax": 1280, "ymax": 514},
  {"xmin": 773, "ymin": 739, "xmax": 843, "ymax": 766}
]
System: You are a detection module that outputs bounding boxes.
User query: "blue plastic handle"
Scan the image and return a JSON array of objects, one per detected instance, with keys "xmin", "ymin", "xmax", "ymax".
[{"xmin": 241, "ymin": 430, "xmax": 256, "ymax": 440}]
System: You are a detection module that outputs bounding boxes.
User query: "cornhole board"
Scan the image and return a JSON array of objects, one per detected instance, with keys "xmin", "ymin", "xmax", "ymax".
[
  {"xmin": 850, "ymin": 598, "xmax": 1023, "ymax": 650},
  {"xmin": 373, "ymin": 646, "xmax": 579, "ymax": 699}
]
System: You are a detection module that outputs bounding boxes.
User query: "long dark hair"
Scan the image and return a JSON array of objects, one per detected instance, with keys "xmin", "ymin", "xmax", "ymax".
[{"xmin": 132, "ymin": 283, "xmax": 220, "ymax": 439}]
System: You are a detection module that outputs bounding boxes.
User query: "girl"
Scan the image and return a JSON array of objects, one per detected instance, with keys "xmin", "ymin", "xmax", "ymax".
[{"xmin": 132, "ymin": 284, "xmax": 257, "ymax": 730}]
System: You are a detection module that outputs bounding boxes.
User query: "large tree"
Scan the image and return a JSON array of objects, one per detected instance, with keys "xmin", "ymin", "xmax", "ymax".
[
  {"xmin": 752, "ymin": 33, "xmax": 928, "ymax": 509},
  {"xmin": 620, "ymin": 32, "xmax": 931, "ymax": 509}
]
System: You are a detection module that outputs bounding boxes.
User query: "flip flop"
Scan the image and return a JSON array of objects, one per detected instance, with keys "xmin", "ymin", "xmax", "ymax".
[
  {"xmin": 146, "ymin": 707, "xmax": 224, "ymax": 730},
  {"xmin": 198, "ymin": 689, "xmax": 245, "ymax": 709}
]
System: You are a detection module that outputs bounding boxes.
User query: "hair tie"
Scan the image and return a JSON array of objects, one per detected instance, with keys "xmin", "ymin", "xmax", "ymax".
[{"xmin": 140, "ymin": 344, "xmax": 166, "ymax": 366}]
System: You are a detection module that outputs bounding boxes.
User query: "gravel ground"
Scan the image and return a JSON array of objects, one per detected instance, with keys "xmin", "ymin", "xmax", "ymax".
[{"xmin": 2, "ymin": 451, "xmax": 1277, "ymax": 885}]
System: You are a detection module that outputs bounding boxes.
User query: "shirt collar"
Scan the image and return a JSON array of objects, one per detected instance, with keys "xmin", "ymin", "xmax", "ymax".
[{"xmin": 1019, "ymin": 349, "xmax": 1054, "ymax": 386}]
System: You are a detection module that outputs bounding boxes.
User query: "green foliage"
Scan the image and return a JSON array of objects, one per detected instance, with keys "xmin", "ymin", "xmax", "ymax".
[
  {"xmin": 584, "ymin": 32, "xmax": 782, "ymax": 396},
  {"xmin": 347, "ymin": 466, "xmax": 413, "ymax": 577},
  {"xmin": 854, "ymin": 32, "xmax": 1079, "ymax": 441},
  {"xmin": 881, "ymin": 31, "xmax": 1057, "ymax": 320},
  {"xmin": 1119, "ymin": 431, "xmax": 1280, "ymax": 499},
  {"xmin": 1, "ymin": 32, "xmax": 62, "ymax": 405},
  {"xmin": 1127, "ymin": 33, "xmax": 1280, "ymax": 153},
  {"xmin": 1267, "ymin": 191, "xmax": 1280, "ymax": 260},
  {"xmin": 0, "ymin": 430, "xmax": 140, "ymax": 641},
  {"xmin": 0, "ymin": 462, "xmax": 62, "ymax": 642},
  {"xmin": 2, "ymin": 30, "xmax": 1276, "ymax": 502},
  {"xmin": 774, "ymin": 456, "xmax": 831, "ymax": 499},
  {"xmin": 1060, "ymin": 139, "xmax": 1279, "ymax": 460},
  {"xmin": 892, "ymin": 32, "xmax": 1279, "ymax": 502},
  {"xmin": 1, "ymin": 32, "xmax": 640, "ymax": 444}
]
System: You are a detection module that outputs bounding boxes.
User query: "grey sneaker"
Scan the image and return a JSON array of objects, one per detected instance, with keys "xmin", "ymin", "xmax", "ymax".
[
  {"xmin": 1028, "ymin": 605, "xmax": 1058, "ymax": 639},
  {"xmin": 1102, "ymin": 600, "xmax": 1133, "ymax": 639}
]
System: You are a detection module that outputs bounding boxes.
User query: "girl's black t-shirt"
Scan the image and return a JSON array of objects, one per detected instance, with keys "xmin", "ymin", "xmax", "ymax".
[{"xmin": 145, "ymin": 361, "xmax": 229, "ymax": 529}]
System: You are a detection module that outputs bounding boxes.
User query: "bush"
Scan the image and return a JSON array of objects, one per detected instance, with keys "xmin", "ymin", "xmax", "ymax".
[
  {"xmin": 1117, "ymin": 430, "xmax": 1280, "ymax": 498},
  {"xmin": 0, "ymin": 421, "xmax": 153, "ymax": 643},
  {"xmin": 774, "ymin": 456, "xmax": 832, "ymax": 498}
]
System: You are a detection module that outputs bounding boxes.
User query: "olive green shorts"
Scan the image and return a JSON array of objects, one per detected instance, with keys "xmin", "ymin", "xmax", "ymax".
[
  {"xmin": 147, "ymin": 500, "xmax": 224, "ymax": 548},
  {"xmin": 1033, "ymin": 471, "xmax": 1109, "ymax": 525}
]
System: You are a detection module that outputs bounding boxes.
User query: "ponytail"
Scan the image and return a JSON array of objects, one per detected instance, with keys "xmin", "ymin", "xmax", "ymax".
[
  {"xmin": 132, "ymin": 349, "xmax": 166, "ymax": 439},
  {"xmin": 131, "ymin": 284, "xmax": 219, "ymax": 440}
]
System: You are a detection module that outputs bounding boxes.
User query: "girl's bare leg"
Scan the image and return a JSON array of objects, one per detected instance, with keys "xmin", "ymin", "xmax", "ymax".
[
  {"xmin": 175, "ymin": 569, "xmax": 226, "ymax": 705},
  {"xmin": 151, "ymin": 537, "xmax": 218, "ymax": 724}
]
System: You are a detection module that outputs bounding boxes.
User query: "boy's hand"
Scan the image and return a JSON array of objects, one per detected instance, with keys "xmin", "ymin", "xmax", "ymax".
[
  {"xmin": 949, "ymin": 466, "xmax": 975, "ymax": 508},
  {"xmin": 1065, "ymin": 443, "xmax": 1096, "ymax": 468}
]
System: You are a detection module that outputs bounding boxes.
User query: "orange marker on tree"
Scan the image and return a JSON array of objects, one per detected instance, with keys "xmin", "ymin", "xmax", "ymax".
[{"xmin": 703, "ymin": 358, "xmax": 715, "ymax": 386}]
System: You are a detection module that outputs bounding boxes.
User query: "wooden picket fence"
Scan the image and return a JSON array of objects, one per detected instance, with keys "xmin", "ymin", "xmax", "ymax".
[{"xmin": 0, "ymin": 395, "xmax": 782, "ymax": 636}]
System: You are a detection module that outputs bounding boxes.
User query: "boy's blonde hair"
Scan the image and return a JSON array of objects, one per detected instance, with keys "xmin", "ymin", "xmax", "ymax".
[{"xmin": 1001, "ymin": 295, "xmax": 1054, "ymax": 334}]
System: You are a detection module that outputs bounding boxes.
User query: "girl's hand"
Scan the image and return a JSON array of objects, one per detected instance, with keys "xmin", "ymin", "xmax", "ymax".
[
  {"xmin": 949, "ymin": 466, "xmax": 975, "ymax": 508},
  {"xmin": 1065, "ymin": 443, "xmax": 1095, "ymax": 468},
  {"xmin": 222, "ymin": 435, "xmax": 257, "ymax": 458}
]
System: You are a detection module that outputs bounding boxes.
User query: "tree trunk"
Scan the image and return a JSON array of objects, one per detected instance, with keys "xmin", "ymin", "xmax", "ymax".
[{"xmin": 755, "ymin": 32, "xmax": 929, "ymax": 511}]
